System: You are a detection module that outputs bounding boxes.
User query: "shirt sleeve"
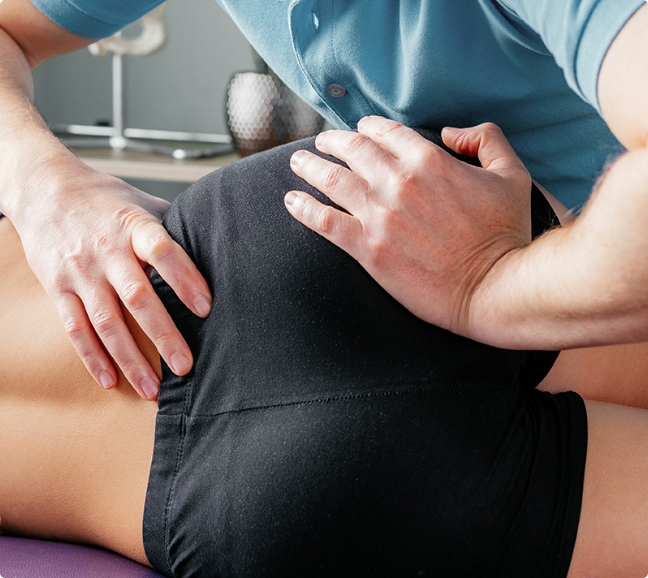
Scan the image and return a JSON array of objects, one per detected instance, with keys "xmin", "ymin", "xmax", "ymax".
[
  {"xmin": 497, "ymin": 0, "xmax": 645, "ymax": 112},
  {"xmin": 29, "ymin": 0, "xmax": 166, "ymax": 39}
]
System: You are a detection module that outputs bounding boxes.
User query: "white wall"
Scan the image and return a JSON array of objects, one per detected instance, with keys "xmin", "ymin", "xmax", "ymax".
[
  {"xmin": 33, "ymin": 0, "xmax": 254, "ymax": 139},
  {"xmin": 32, "ymin": 0, "xmax": 255, "ymax": 200}
]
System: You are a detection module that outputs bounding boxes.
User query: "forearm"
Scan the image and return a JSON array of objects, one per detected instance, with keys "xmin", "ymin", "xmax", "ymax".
[
  {"xmin": 470, "ymin": 146, "xmax": 648, "ymax": 349},
  {"xmin": 0, "ymin": 28, "xmax": 78, "ymax": 219}
]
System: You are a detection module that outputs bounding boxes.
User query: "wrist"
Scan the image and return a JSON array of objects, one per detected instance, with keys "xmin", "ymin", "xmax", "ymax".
[
  {"xmin": 463, "ymin": 245, "xmax": 531, "ymax": 348},
  {"xmin": 0, "ymin": 137, "xmax": 82, "ymax": 221}
]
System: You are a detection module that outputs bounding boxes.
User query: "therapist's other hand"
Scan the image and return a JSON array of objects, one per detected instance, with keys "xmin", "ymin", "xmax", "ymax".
[
  {"xmin": 285, "ymin": 117, "xmax": 531, "ymax": 338},
  {"xmin": 12, "ymin": 159, "xmax": 212, "ymax": 400}
]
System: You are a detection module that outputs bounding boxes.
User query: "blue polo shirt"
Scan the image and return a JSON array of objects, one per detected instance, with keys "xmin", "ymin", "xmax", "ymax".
[{"xmin": 30, "ymin": 0, "xmax": 644, "ymax": 211}]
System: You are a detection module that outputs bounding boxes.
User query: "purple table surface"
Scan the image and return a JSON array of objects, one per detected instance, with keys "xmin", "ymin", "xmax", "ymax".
[{"xmin": 0, "ymin": 536, "xmax": 165, "ymax": 578}]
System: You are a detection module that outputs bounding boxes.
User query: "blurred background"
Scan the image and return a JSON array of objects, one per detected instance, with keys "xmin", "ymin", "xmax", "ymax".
[{"xmin": 32, "ymin": 0, "xmax": 255, "ymax": 200}]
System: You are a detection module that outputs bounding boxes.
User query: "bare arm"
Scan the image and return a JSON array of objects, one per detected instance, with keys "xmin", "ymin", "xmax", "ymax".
[
  {"xmin": 286, "ymin": 4, "xmax": 648, "ymax": 350},
  {"xmin": 465, "ymin": 3, "xmax": 648, "ymax": 349},
  {"xmin": 0, "ymin": 0, "xmax": 211, "ymax": 398}
]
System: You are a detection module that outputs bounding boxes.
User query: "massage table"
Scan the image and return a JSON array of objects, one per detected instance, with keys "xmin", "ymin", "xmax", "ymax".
[{"xmin": 0, "ymin": 536, "xmax": 164, "ymax": 577}]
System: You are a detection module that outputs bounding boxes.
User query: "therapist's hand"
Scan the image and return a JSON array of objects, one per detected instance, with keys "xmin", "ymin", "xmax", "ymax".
[
  {"xmin": 285, "ymin": 116, "xmax": 531, "ymax": 338},
  {"xmin": 11, "ymin": 157, "xmax": 212, "ymax": 400}
]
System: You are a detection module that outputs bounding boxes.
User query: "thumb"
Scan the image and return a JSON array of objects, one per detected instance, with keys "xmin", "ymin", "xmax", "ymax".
[{"xmin": 441, "ymin": 123, "xmax": 526, "ymax": 176}]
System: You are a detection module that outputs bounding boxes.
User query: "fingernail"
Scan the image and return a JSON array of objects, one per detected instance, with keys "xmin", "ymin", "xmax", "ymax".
[
  {"xmin": 314, "ymin": 131, "xmax": 328, "ymax": 146},
  {"xmin": 291, "ymin": 150, "xmax": 308, "ymax": 165},
  {"xmin": 171, "ymin": 352, "xmax": 191, "ymax": 375},
  {"xmin": 285, "ymin": 191, "xmax": 298, "ymax": 207},
  {"xmin": 358, "ymin": 115, "xmax": 376, "ymax": 126},
  {"xmin": 99, "ymin": 370, "xmax": 115, "ymax": 389},
  {"xmin": 140, "ymin": 377, "xmax": 159, "ymax": 400},
  {"xmin": 194, "ymin": 294, "xmax": 212, "ymax": 317}
]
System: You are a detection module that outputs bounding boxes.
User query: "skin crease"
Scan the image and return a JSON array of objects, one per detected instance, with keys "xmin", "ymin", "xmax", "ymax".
[
  {"xmin": 0, "ymin": 0, "xmax": 211, "ymax": 399},
  {"xmin": 285, "ymin": 5, "xmax": 648, "ymax": 353}
]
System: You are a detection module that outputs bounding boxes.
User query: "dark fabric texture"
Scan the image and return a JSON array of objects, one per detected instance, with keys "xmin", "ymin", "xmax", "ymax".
[{"xmin": 143, "ymin": 136, "xmax": 586, "ymax": 578}]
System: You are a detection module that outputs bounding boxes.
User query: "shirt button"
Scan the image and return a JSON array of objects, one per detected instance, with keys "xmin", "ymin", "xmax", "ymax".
[
  {"xmin": 311, "ymin": 10, "xmax": 319, "ymax": 31},
  {"xmin": 327, "ymin": 83, "xmax": 346, "ymax": 97}
]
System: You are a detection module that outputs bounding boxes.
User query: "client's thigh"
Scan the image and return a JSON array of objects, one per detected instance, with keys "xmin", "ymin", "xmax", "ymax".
[
  {"xmin": 569, "ymin": 400, "xmax": 648, "ymax": 578},
  {"xmin": 541, "ymin": 340, "xmax": 648, "ymax": 409},
  {"xmin": 143, "ymin": 138, "xmax": 586, "ymax": 578}
]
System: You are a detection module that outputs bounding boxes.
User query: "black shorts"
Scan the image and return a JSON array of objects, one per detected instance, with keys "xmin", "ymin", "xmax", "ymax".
[{"xmin": 143, "ymin": 137, "xmax": 587, "ymax": 578}]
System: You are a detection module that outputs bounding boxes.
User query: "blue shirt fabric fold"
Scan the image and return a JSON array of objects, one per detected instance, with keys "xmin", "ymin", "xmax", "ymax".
[
  {"xmin": 30, "ymin": 0, "xmax": 644, "ymax": 210},
  {"xmin": 30, "ymin": 0, "xmax": 165, "ymax": 39}
]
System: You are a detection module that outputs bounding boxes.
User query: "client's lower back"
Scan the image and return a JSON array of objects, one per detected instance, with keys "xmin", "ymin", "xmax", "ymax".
[{"xmin": 0, "ymin": 217, "xmax": 156, "ymax": 564}]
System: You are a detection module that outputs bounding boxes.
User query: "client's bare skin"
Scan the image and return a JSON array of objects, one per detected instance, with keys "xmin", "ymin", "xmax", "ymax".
[
  {"xmin": 0, "ymin": 216, "xmax": 156, "ymax": 565},
  {"xmin": 2, "ymin": 215, "xmax": 648, "ymax": 576}
]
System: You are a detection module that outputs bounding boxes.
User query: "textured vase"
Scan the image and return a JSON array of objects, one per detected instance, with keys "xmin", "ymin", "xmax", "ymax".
[{"xmin": 226, "ymin": 72, "xmax": 325, "ymax": 157}]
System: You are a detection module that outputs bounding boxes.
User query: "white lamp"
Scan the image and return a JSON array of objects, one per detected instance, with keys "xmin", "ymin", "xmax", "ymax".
[{"xmin": 54, "ymin": 4, "xmax": 232, "ymax": 158}]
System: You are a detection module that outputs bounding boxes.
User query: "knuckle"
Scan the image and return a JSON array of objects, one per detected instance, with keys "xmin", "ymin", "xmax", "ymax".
[
  {"xmin": 316, "ymin": 206, "xmax": 336, "ymax": 234},
  {"xmin": 380, "ymin": 206, "xmax": 401, "ymax": 232},
  {"xmin": 363, "ymin": 234, "xmax": 389, "ymax": 267},
  {"xmin": 49, "ymin": 273, "xmax": 72, "ymax": 296},
  {"xmin": 63, "ymin": 250, "xmax": 91, "ymax": 275},
  {"xmin": 61, "ymin": 240, "xmax": 115, "ymax": 278},
  {"xmin": 116, "ymin": 205, "xmax": 148, "ymax": 229},
  {"xmin": 343, "ymin": 133, "xmax": 370, "ymax": 156},
  {"xmin": 374, "ymin": 205, "xmax": 402, "ymax": 239},
  {"xmin": 323, "ymin": 165, "xmax": 345, "ymax": 190},
  {"xmin": 482, "ymin": 122, "xmax": 501, "ymax": 135},
  {"xmin": 391, "ymin": 171, "xmax": 416, "ymax": 198},
  {"xmin": 362, "ymin": 209, "xmax": 392, "ymax": 264},
  {"xmin": 418, "ymin": 143, "xmax": 444, "ymax": 167},
  {"xmin": 114, "ymin": 358, "xmax": 140, "ymax": 379},
  {"xmin": 373, "ymin": 118, "xmax": 403, "ymax": 139},
  {"xmin": 151, "ymin": 328, "xmax": 177, "ymax": 350},
  {"xmin": 92, "ymin": 309, "xmax": 121, "ymax": 337},
  {"xmin": 386, "ymin": 170, "xmax": 421, "ymax": 206},
  {"xmin": 120, "ymin": 280, "xmax": 151, "ymax": 311},
  {"xmin": 146, "ymin": 234, "xmax": 174, "ymax": 262},
  {"xmin": 62, "ymin": 315, "xmax": 88, "ymax": 341}
]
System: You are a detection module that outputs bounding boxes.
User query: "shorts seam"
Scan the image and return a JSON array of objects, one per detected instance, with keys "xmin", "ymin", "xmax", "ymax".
[
  {"xmin": 180, "ymin": 381, "xmax": 510, "ymax": 419},
  {"xmin": 162, "ymin": 378, "xmax": 194, "ymax": 576}
]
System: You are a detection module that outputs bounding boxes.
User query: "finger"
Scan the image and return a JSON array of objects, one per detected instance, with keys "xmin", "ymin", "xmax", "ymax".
[
  {"xmin": 284, "ymin": 190, "xmax": 364, "ymax": 259},
  {"xmin": 107, "ymin": 262, "xmax": 194, "ymax": 379},
  {"xmin": 356, "ymin": 116, "xmax": 432, "ymax": 160},
  {"xmin": 441, "ymin": 123, "xmax": 526, "ymax": 176},
  {"xmin": 312, "ymin": 127, "xmax": 397, "ymax": 180},
  {"xmin": 56, "ymin": 292, "xmax": 118, "ymax": 389},
  {"xmin": 81, "ymin": 285, "xmax": 161, "ymax": 400},
  {"xmin": 131, "ymin": 220, "xmax": 212, "ymax": 318},
  {"xmin": 289, "ymin": 149, "xmax": 370, "ymax": 212}
]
